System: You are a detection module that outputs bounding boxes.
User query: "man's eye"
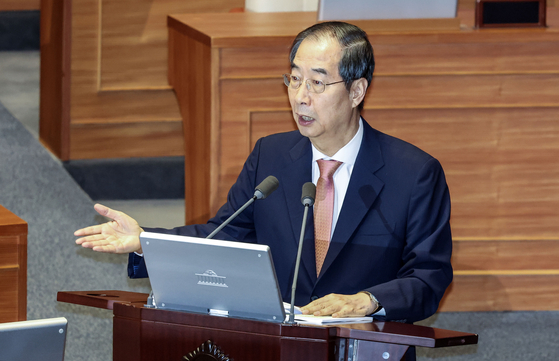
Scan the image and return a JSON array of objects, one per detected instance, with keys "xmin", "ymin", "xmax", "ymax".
[
  {"xmin": 312, "ymin": 80, "xmax": 324, "ymax": 86},
  {"xmin": 291, "ymin": 75, "xmax": 301, "ymax": 82}
]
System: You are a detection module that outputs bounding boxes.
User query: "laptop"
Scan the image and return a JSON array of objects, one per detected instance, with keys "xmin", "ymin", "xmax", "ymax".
[
  {"xmin": 140, "ymin": 232, "xmax": 286, "ymax": 323},
  {"xmin": 318, "ymin": 0, "xmax": 458, "ymax": 21},
  {"xmin": 0, "ymin": 317, "xmax": 68, "ymax": 361}
]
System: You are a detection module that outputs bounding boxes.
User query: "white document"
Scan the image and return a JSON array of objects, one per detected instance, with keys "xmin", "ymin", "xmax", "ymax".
[
  {"xmin": 283, "ymin": 302, "xmax": 372, "ymax": 325},
  {"xmin": 294, "ymin": 314, "xmax": 373, "ymax": 325}
]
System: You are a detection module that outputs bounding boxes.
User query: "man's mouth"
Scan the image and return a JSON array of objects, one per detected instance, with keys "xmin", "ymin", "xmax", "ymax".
[{"xmin": 297, "ymin": 114, "xmax": 315, "ymax": 125}]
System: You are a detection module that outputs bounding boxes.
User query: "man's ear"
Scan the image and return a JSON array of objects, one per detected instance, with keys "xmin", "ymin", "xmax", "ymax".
[{"xmin": 350, "ymin": 78, "xmax": 368, "ymax": 108}]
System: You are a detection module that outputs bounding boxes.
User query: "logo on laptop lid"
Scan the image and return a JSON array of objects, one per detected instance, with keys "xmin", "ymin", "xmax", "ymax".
[{"xmin": 195, "ymin": 270, "xmax": 228, "ymax": 288}]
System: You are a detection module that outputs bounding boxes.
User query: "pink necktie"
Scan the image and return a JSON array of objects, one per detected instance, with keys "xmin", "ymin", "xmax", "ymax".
[{"xmin": 314, "ymin": 159, "xmax": 343, "ymax": 277}]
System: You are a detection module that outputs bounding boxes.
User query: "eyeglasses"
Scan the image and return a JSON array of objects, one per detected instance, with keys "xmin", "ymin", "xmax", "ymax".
[{"xmin": 282, "ymin": 73, "xmax": 345, "ymax": 94}]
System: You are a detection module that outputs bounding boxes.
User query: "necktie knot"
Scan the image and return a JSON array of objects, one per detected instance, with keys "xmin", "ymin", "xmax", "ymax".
[{"xmin": 317, "ymin": 159, "xmax": 342, "ymax": 180}]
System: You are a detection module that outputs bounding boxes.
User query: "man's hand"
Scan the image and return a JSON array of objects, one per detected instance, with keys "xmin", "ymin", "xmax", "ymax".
[
  {"xmin": 74, "ymin": 203, "xmax": 143, "ymax": 254},
  {"xmin": 300, "ymin": 293, "xmax": 376, "ymax": 318}
]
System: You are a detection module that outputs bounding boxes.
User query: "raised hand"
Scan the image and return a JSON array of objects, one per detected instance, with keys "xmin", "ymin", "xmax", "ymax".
[{"xmin": 75, "ymin": 203, "xmax": 144, "ymax": 254}]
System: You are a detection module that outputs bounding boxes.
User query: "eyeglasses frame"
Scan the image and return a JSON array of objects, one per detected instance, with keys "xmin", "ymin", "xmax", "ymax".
[{"xmin": 282, "ymin": 73, "xmax": 345, "ymax": 94}]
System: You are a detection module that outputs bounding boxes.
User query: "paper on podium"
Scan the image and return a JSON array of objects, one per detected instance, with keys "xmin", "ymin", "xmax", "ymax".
[
  {"xmin": 294, "ymin": 314, "xmax": 373, "ymax": 325},
  {"xmin": 283, "ymin": 302, "xmax": 373, "ymax": 325}
]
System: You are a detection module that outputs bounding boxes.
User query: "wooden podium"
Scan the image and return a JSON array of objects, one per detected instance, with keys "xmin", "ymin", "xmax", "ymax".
[{"xmin": 58, "ymin": 290, "xmax": 477, "ymax": 361}]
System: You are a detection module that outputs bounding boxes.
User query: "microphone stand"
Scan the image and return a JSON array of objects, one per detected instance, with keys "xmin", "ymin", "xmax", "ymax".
[
  {"xmin": 206, "ymin": 175, "xmax": 279, "ymax": 239},
  {"xmin": 206, "ymin": 196, "xmax": 256, "ymax": 239},
  {"xmin": 287, "ymin": 182, "xmax": 315, "ymax": 324}
]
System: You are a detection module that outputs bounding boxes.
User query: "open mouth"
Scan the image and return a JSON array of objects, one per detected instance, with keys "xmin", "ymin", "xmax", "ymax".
[{"xmin": 298, "ymin": 114, "xmax": 315, "ymax": 125}]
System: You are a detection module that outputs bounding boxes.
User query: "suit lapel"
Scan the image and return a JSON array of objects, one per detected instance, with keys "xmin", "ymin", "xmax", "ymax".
[
  {"xmin": 279, "ymin": 136, "xmax": 317, "ymax": 283},
  {"xmin": 319, "ymin": 122, "xmax": 386, "ymax": 279}
]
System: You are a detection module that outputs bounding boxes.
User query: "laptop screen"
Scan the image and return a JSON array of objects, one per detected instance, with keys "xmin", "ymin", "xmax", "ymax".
[
  {"xmin": 0, "ymin": 317, "xmax": 67, "ymax": 361},
  {"xmin": 318, "ymin": 0, "xmax": 458, "ymax": 21},
  {"xmin": 140, "ymin": 232, "xmax": 286, "ymax": 323}
]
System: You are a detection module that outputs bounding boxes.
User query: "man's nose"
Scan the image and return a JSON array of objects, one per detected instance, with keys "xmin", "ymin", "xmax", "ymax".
[{"xmin": 294, "ymin": 81, "xmax": 311, "ymax": 104}]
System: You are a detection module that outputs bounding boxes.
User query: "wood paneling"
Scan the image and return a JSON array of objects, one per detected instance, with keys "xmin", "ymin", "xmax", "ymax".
[
  {"xmin": 39, "ymin": 0, "xmax": 71, "ymax": 159},
  {"xmin": 440, "ymin": 274, "xmax": 559, "ymax": 311},
  {"xmin": 169, "ymin": 8, "xmax": 559, "ymax": 311},
  {"xmin": 38, "ymin": 0, "xmax": 558, "ymax": 161},
  {"xmin": 40, "ymin": 0, "xmax": 244, "ymax": 160},
  {"xmin": 70, "ymin": 120, "xmax": 184, "ymax": 159},
  {"xmin": 167, "ymin": 27, "xmax": 215, "ymax": 224},
  {"xmin": 59, "ymin": 290, "xmax": 478, "ymax": 360},
  {"xmin": 441, "ymin": 238, "xmax": 559, "ymax": 312},
  {"xmin": 251, "ymin": 107, "xmax": 559, "ymax": 241},
  {"xmin": 452, "ymin": 240, "xmax": 559, "ymax": 271},
  {"xmin": 0, "ymin": 0, "xmax": 40, "ymax": 11},
  {"xmin": 99, "ymin": 0, "xmax": 243, "ymax": 90},
  {"xmin": 0, "ymin": 205, "xmax": 28, "ymax": 323},
  {"xmin": 360, "ymin": 106, "xmax": 559, "ymax": 241},
  {"xmin": 367, "ymin": 74, "xmax": 559, "ymax": 108}
]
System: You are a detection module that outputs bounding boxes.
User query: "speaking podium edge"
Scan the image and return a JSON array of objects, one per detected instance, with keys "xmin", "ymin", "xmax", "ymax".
[{"xmin": 57, "ymin": 290, "xmax": 477, "ymax": 361}]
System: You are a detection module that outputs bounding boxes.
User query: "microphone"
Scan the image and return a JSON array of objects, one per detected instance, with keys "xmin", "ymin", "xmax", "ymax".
[
  {"xmin": 254, "ymin": 175, "xmax": 279, "ymax": 199},
  {"xmin": 301, "ymin": 181, "xmax": 316, "ymax": 206},
  {"xmin": 206, "ymin": 175, "xmax": 279, "ymax": 239},
  {"xmin": 287, "ymin": 182, "xmax": 316, "ymax": 324}
]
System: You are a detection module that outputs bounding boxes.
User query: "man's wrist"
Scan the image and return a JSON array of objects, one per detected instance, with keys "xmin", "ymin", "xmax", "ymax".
[{"xmin": 359, "ymin": 291, "xmax": 382, "ymax": 314}]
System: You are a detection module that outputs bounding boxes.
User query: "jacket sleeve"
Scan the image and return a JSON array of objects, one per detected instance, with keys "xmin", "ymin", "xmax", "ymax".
[
  {"xmin": 366, "ymin": 158, "xmax": 453, "ymax": 323},
  {"xmin": 126, "ymin": 138, "xmax": 266, "ymax": 278}
]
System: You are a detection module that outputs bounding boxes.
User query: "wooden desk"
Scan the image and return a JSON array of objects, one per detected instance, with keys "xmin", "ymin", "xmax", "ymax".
[
  {"xmin": 0, "ymin": 205, "xmax": 28, "ymax": 322},
  {"xmin": 58, "ymin": 290, "xmax": 478, "ymax": 361},
  {"xmin": 168, "ymin": 10, "xmax": 559, "ymax": 312}
]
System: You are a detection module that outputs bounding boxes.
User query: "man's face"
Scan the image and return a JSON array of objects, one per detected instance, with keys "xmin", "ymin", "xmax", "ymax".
[{"xmin": 288, "ymin": 36, "xmax": 361, "ymax": 156}]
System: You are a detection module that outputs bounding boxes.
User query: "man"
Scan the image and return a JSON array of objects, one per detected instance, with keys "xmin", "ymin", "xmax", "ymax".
[{"xmin": 76, "ymin": 22, "xmax": 452, "ymax": 325}]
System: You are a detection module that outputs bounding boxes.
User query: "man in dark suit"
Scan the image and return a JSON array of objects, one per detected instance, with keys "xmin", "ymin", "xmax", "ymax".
[{"xmin": 75, "ymin": 21, "xmax": 452, "ymax": 325}]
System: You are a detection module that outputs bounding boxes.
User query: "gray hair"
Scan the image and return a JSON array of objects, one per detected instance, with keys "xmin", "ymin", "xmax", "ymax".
[{"xmin": 289, "ymin": 21, "xmax": 375, "ymax": 111}]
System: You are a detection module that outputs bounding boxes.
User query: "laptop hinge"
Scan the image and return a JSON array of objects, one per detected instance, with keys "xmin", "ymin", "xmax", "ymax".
[{"xmin": 145, "ymin": 290, "xmax": 157, "ymax": 308}]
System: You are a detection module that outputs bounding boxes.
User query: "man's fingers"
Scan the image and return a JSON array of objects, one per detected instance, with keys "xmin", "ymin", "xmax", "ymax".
[
  {"xmin": 301, "ymin": 297, "xmax": 334, "ymax": 315},
  {"xmin": 94, "ymin": 203, "xmax": 122, "ymax": 222},
  {"xmin": 92, "ymin": 244, "xmax": 117, "ymax": 253},
  {"xmin": 74, "ymin": 224, "xmax": 104, "ymax": 237},
  {"xmin": 93, "ymin": 203, "xmax": 110, "ymax": 216},
  {"xmin": 300, "ymin": 293, "xmax": 373, "ymax": 317},
  {"xmin": 332, "ymin": 304, "xmax": 366, "ymax": 318},
  {"xmin": 75, "ymin": 233, "xmax": 106, "ymax": 245},
  {"xmin": 78, "ymin": 237, "xmax": 113, "ymax": 248},
  {"xmin": 313, "ymin": 304, "xmax": 339, "ymax": 316}
]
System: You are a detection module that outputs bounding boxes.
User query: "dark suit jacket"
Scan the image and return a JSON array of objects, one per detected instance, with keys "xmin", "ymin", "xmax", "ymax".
[{"xmin": 130, "ymin": 120, "xmax": 453, "ymax": 323}]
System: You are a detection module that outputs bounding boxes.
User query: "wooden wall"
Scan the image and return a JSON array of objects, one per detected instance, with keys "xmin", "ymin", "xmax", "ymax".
[
  {"xmin": 8, "ymin": 0, "xmax": 556, "ymax": 13},
  {"xmin": 0, "ymin": 0, "xmax": 40, "ymax": 11},
  {"xmin": 39, "ymin": 0, "xmax": 556, "ymax": 160},
  {"xmin": 361, "ymin": 19, "xmax": 559, "ymax": 311},
  {"xmin": 250, "ymin": 30, "xmax": 559, "ymax": 312},
  {"xmin": 1, "ymin": 0, "xmax": 553, "ymax": 12},
  {"xmin": 169, "ymin": 7, "xmax": 559, "ymax": 312},
  {"xmin": 40, "ymin": 0, "xmax": 244, "ymax": 160},
  {"xmin": 39, "ymin": 1, "xmax": 559, "ymax": 312}
]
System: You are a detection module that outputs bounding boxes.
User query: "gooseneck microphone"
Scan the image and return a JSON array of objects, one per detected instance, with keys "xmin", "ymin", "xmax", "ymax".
[
  {"xmin": 206, "ymin": 175, "xmax": 279, "ymax": 239},
  {"xmin": 287, "ymin": 182, "xmax": 316, "ymax": 324},
  {"xmin": 253, "ymin": 175, "xmax": 280, "ymax": 200}
]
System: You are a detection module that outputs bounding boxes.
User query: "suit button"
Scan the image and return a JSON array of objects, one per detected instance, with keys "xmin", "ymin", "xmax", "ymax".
[{"xmin": 310, "ymin": 295, "xmax": 319, "ymax": 301}]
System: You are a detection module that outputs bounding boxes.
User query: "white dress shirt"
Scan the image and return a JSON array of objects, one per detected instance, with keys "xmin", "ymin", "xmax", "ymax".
[
  {"xmin": 311, "ymin": 118, "xmax": 385, "ymax": 316},
  {"xmin": 311, "ymin": 118, "xmax": 364, "ymax": 238}
]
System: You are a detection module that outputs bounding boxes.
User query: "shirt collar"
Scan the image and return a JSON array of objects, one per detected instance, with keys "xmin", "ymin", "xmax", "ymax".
[{"xmin": 311, "ymin": 117, "xmax": 364, "ymax": 166}]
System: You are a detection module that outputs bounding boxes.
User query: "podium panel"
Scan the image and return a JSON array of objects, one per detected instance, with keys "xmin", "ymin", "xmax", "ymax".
[
  {"xmin": 58, "ymin": 291, "xmax": 477, "ymax": 361},
  {"xmin": 0, "ymin": 205, "xmax": 27, "ymax": 323}
]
